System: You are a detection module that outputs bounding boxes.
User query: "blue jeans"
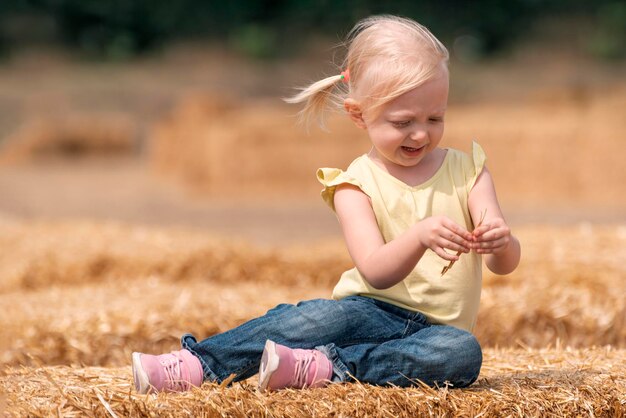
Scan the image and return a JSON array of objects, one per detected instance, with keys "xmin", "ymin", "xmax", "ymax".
[{"xmin": 181, "ymin": 296, "xmax": 482, "ymax": 388}]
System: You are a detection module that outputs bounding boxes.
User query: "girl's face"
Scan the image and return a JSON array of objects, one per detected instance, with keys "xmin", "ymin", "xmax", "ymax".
[{"xmin": 361, "ymin": 71, "xmax": 449, "ymax": 171}]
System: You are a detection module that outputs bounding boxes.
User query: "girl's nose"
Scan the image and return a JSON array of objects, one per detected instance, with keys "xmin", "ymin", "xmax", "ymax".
[{"xmin": 410, "ymin": 125, "xmax": 427, "ymax": 141}]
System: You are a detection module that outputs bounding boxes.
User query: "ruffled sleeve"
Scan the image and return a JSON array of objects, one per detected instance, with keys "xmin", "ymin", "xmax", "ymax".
[
  {"xmin": 468, "ymin": 141, "xmax": 486, "ymax": 191},
  {"xmin": 317, "ymin": 167, "xmax": 364, "ymax": 211}
]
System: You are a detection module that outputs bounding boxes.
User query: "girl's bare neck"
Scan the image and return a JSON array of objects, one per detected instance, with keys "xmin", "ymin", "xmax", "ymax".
[{"xmin": 367, "ymin": 147, "xmax": 447, "ymax": 187}]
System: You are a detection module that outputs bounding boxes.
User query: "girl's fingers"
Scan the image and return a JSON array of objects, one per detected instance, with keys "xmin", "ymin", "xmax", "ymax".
[
  {"xmin": 435, "ymin": 247, "xmax": 460, "ymax": 261},
  {"xmin": 473, "ymin": 224, "xmax": 507, "ymax": 242},
  {"xmin": 439, "ymin": 235, "xmax": 470, "ymax": 253},
  {"xmin": 444, "ymin": 221, "xmax": 473, "ymax": 241},
  {"xmin": 436, "ymin": 234, "xmax": 471, "ymax": 258},
  {"xmin": 440, "ymin": 218, "xmax": 510, "ymax": 256},
  {"xmin": 476, "ymin": 229, "xmax": 499, "ymax": 242},
  {"xmin": 444, "ymin": 226, "xmax": 473, "ymax": 246},
  {"xmin": 472, "ymin": 223, "xmax": 492, "ymax": 237},
  {"xmin": 474, "ymin": 236, "xmax": 508, "ymax": 253},
  {"xmin": 448, "ymin": 242, "xmax": 470, "ymax": 253},
  {"xmin": 475, "ymin": 238, "xmax": 501, "ymax": 248}
]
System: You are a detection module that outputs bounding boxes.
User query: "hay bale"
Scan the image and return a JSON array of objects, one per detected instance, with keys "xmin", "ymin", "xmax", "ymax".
[
  {"xmin": 0, "ymin": 113, "xmax": 137, "ymax": 164},
  {"xmin": 444, "ymin": 85, "xmax": 626, "ymax": 210},
  {"xmin": 1, "ymin": 219, "xmax": 625, "ymax": 369},
  {"xmin": 149, "ymin": 94, "xmax": 370, "ymax": 198},
  {"xmin": 474, "ymin": 224, "xmax": 626, "ymax": 349},
  {"xmin": 1, "ymin": 347, "xmax": 624, "ymax": 417},
  {"xmin": 148, "ymin": 87, "xmax": 626, "ymax": 212},
  {"xmin": 0, "ymin": 219, "xmax": 349, "ymax": 293}
]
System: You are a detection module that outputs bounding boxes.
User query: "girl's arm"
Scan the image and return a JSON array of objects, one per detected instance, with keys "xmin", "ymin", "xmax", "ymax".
[
  {"xmin": 467, "ymin": 166, "xmax": 521, "ymax": 275},
  {"xmin": 334, "ymin": 183, "xmax": 474, "ymax": 289}
]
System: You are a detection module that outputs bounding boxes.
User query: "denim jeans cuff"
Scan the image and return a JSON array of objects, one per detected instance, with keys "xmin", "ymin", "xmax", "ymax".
[
  {"xmin": 316, "ymin": 343, "xmax": 351, "ymax": 383},
  {"xmin": 181, "ymin": 333, "xmax": 220, "ymax": 383}
]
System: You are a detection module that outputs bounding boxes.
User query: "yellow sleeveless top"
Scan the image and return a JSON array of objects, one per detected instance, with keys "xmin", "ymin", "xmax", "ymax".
[{"xmin": 317, "ymin": 142, "xmax": 486, "ymax": 332}]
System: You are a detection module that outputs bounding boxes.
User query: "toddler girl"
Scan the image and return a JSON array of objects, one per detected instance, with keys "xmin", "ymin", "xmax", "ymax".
[{"xmin": 132, "ymin": 14, "xmax": 521, "ymax": 394}]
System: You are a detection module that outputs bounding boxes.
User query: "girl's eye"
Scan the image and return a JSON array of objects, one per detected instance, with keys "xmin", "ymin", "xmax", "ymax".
[
  {"xmin": 429, "ymin": 117, "xmax": 444, "ymax": 123},
  {"xmin": 391, "ymin": 120, "xmax": 411, "ymax": 128}
]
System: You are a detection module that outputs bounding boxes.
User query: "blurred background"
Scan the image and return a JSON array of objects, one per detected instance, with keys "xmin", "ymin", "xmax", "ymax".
[
  {"xmin": 0, "ymin": 0, "xmax": 625, "ymax": 244},
  {"xmin": 1, "ymin": 2, "xmax": 626, "ymax": 389}
]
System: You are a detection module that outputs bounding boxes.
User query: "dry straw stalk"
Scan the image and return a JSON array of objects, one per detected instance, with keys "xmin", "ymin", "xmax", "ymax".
[
  {"xmin": 1, "ymin": 218, "xmax": 625, "ymax": 416},
  {"xmin": 2, "ymin": 347, "xmax": 624, "ymax": 417}
]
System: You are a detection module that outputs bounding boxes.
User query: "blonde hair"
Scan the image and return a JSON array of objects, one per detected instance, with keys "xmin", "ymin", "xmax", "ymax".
[{"xmin": 286, "ymin": 15, "xmax": 449, "ymax": 127}]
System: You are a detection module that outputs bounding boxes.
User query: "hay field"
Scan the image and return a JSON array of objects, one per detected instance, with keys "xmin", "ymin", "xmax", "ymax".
[
  {"xmin": 1, "ymin": 48, "xmax": 625, "ymax": 417},
  {"xmin": 0, "ymin": 217, "xmax": 625, "ymax": 416},
  {"xmin": 149, "ymin": 85, "xmax": 626, "ymax": 218}
]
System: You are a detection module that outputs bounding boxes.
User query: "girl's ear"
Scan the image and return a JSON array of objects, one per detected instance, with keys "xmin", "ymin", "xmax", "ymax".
[{"xmin": 344, "ymin": 99, "xmax": 367, "ymax": 130}]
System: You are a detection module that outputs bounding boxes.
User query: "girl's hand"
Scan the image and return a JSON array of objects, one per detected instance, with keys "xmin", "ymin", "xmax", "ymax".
[
  {"xmin": 416, "ymin": 216, "xmax": 474, "ymax": 261},
  {"xmin": 471, "ymin": 217, "xmax": 511, "ymax": 255},
  {"xmin": 468, "ymin": 166, "xmax": 521, "ymax": 275}
]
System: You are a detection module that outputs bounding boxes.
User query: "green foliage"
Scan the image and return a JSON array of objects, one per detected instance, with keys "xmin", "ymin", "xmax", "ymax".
[
  {"xmin": 41, "ymin": 0, "xmax": 180, "ymax": 59},
  {"xmin": 229, "ymin": 24, "xmax": 278, "ymax": 59},
  {"xmin": 0, "ymin": 0, "xmax": 623, "ymax": 60},
  {"xmin": 587, "ymin": 2, "xmax": 626, "ymax": 60}
]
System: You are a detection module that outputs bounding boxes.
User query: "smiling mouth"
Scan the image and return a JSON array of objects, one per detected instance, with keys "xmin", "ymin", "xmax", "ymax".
[{"xmin": 401, "ymin": 145, "xmax": 425, "ymax": 153}]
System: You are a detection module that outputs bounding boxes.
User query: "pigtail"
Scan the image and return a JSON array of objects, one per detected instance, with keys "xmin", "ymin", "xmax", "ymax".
[
  {"xmin": 286, "ymin": 15, "xmax": 449, "ymax": 128},
  {"xmin": 284, "ymin": 74, "xmax": 346, "ymax": 129}
]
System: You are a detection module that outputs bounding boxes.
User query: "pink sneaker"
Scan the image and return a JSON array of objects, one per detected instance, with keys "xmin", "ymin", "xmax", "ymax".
[
  {"xmin": 258, "ymin": 340, "xmax": 333, "ymax": 391},
  {"xmin": 132, "ymin": 349, "xmax": 203, "ymax": 394}
]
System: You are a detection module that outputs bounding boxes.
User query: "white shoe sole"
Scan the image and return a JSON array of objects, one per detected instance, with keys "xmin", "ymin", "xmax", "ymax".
[
  {"xmin": 258, "ymin": 340, "xmax": 280, "ymax": 392},
  {"xmin": 132, "ymin": 352, "xmax": 151, "ymax": 394}
]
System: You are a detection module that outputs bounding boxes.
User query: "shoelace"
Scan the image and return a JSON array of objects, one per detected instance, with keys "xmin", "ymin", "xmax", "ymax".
[
  {"xmin": 161, "ymin": 352, "xmax": 189, "ymax": 392},
  {"xmin": 292, "ymin": 353, "xmax": 315, "ymax": 388}
]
